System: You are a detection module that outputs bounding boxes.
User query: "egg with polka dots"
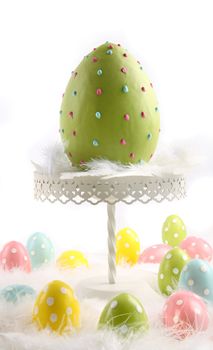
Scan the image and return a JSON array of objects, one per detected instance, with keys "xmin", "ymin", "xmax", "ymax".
[
  {"xmin": 158, "ymin": 247, "xmax": 190, "ymax": 296},
  {"xmin": 162, "ymin": 215, "xmax": 187, "ymax": 247},
  {"xmin": 60, "ymin": 42, "xmax": 160, "ymax": 167},
  {"xmin": 57, "ymin": 250, "xmax": 88, "ymax": 270},
  {"xmin": 180, "ymin": 236, "xmax": 213, "ymax": 262},
  {"xmin": 162, "ymin": 290, "xmax": 209, "ymax": 339},
  {"xmin": 98, "ymin": 293, "xmax": 149, "ymax": 335},
  {"xmin": 0, "ymin": 241, "xmax": 31, "ymax": 272},
  {"xmin": 27, "ymin": 232, "xmax": 55, "ymax": 269},
  {"xmin": 0, "ymin": 284, "xmax": 36, "ymax": 304},
  {"xmin": 139, "ymin": 243, "xmax": 171, "ymax": 264},
  {"xmin": 33, "ymin": 280, "xmax": 80, "ymax": 334},
  {"xmin": 179, "ymin": 259, "xmax": 213, "ymax": 304},
  {"xmin": 116, "ymin": 227, "xmax": 140, "ymax": 266}
]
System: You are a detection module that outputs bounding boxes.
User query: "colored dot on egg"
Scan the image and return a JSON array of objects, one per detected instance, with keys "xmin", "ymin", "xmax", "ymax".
[
  {"xmin": 150, "ymin": 82, "xmax": 153, "ymax": 88},
  {"xmin": 97, "ymin": 69, "xmax": 103, "ymax": 76},
  {"xmin": 141, "ymin": 112, "xmax": 145, "ymax": 118},
  {"xmin": 72, "ymin": 90, "xmax": 77, "ymax": 96},
  {"xmin": 73, "ymin": 130, "xmax": 77, "ymax": 136},
  {"xmin": 147, "ymin": 133, "xmax": 152, "ymax": 140},
  {"xmin": 122, "ymin": 85, "xmax": 129, "ymax": 93},
  {"xmin": 108, "ymin": 44, "xmax": 113, "ymax": 49},
  {"xmin": 141, "ymin": 86, "xmax": 146, "ymax": 92},
  {"xmin": 96, "ymin": 88, "xmax": 103, "ymax": 96},
  {"xmin": 129, "ymin": 152, "xmax": 135, "ymax": 159},
  {"xmin": 123, "ymin": 53, "xmax": 128, "ymax": 57},
  {"xmin": 95, "ymin": 111, "xmax": 102, "ymax": 119},
  {"xmin": 155, "ymin": 107, "xmax": 159, "ymax": 112},
  {"xmin": 68, "ymin": 111, "xmax": 73, "ymax": 118},
  {"xmin": 140, "ymin": 66, "xmax": 143, "ymax": 70},
  {"xmin": 124, "ymin": 114, "xmax": 130, "ymax": 121},
  {"xmin": 121, "ymin": 67, "xmax": 127, "ymax": 74},
  {"xmin": 92, "ymin": 139, "xmax": 99, "ymax": 147},
  {"xmin": 61, "ymin": 129, "xmax": 64, "ymax": 134},
  {"xmin": 106, "ymin": 49, "xmax": 113, "ymax": 55},
  {"xmin": 120, "ymin": 138, "xmax": 127, "ymax": 145},
  {"xmin": 92, "ymin": 56, "xmax": 98, "ymax": 62},
  {"xmin": 59, "ymin": 110, "xmax": 62, "ymax": 115}
]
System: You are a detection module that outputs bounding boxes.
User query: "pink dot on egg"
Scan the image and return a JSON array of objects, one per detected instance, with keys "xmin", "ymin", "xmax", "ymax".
[
  {"xmin": 120, "ymin": 138, "xmax": 127, "ymax": 145},
  {"xmin": 162, "ymin": 290, "xmax": 209, "ymax": 339},
  {"xmin": 92, "ymin": 57, "xmax": 98, "ymax": 62},
  {"xmin": 68, "ymin": 111, "xmax": 73, "ymax": 118},
  {"xmin": 141, "ymin": 112, "xmax": 145, "ymax": 118},
  {"xmin": 121, "ymin": 67, "xmax": 127, "ymax": 74},
  {"xmin": 96, "ymin": 88, "xmax": 103, "ymax": 96},
  {"xmin": 139, "ymin": 244, "xmax": 171, "ymax": 264},
  {"xmin": 108, "ymin": 44, "xmax": 113, "ymax": 49},
  {"xmin": 124, "ymin": 114, "xmax": 130, "ymax": 121},
  {"xmin": 180, "ymin": 236, "xmax": 213, "ymax": 262}
]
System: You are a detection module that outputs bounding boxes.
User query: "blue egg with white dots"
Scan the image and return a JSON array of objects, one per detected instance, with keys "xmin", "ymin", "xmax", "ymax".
[
  {"xmin": 0, "ymin": 284, "xmax": 36, "ymax": 303},
  {"xmin": 27, "ymin": 232, "xmax": 55, "ymax": 269},
  {"xmin": 179, "ymin": 259, "xmax": 213, "ymax": 304}
]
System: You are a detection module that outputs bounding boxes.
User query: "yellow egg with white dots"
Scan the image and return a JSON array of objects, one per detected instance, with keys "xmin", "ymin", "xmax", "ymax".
[
  {"xmin": 32, "ymin": 280, "xmax": 80, "ymax": 335},
  {"xmin": 116, "ymin": 228, "xmax": 140, "ymax": 266},
  {"xmin": 57, "ymin": 250, "xmax": 88, "ymax": 270}
]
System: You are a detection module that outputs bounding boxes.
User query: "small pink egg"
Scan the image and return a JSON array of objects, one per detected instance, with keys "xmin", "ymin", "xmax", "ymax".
[
  {"xmin": 162, "ymin": 290, "xmax": 209, "ymax": 339},
  {"xmin": 139, "ymin": 244, "xmax": 171, "ymax": 264},
  {"xmin": 180, "ymin": 236, "xmax": 213, "ymax": 262},
  {"xmin": 0, "ymin": 241, "xmax": 31, "ymax": 272}
]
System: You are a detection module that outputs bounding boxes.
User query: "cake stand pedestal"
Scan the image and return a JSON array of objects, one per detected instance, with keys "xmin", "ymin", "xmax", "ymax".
[{"xmin": 34, "ymin": 172, "xmax": 185, "ymax": 298}]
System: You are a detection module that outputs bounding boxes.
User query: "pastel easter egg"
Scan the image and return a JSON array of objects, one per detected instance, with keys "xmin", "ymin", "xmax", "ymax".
[
  {"xmin": 162, "ymin": 215, "xmax": 187, "ymax": 247},
  {"xmin": 178, "ymin": 259, "xmax": 213, "ymax": 303},
  {"xmin": 57, "ymin": 250, "xmax": 88, "ymax": 270},
  {"xmin": 180, "ymin": 236, "xmax": 213, "ymax": 262},
  {"xmin": 0, "ymin": 241, "xmax": 31, "ymax": 272},
  {"xmin": 0, "ymin": 284, "xmax": 36, "ymax": 303},
  {"xmin": 162, "ymin": 290, "xmax": 209, "ymax": 339},
  {"xmin": 33, "ymin": 280, "xmax": 80, "ymax": 335},
  {"xmin": 139, "ymin": 244, "xmax": 171, "ymax": 264},
  {"xmin": 98, "ymin": 293, "xmax": 149, "ymax": 335},
  {"xmin": 60, "ymin": 42, "xmax": 160, "ymax": 167},
  {"xmin": 27, "ymin": 232, "xmax": 55, "ymax": 269},
  {"xmin": 116, "ymin": 228, "xmax": 140, "ymax": 266},
  {"xmin": 158, "ymin": 247, "xmax": 190, "ymax": 296}
]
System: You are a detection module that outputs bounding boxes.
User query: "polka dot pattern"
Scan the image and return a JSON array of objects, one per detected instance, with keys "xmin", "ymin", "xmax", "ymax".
[
  {"xmin": 139, "ymin": 244, "xmax": 170, "ymax": 264},
  {"xmin": 180, "ymin": 236, "xmax": 213, "ymax": 262},
  {"xmin": 116, "ymin": 227, "xmax": 140, "ymax": 266},
  {"xmin": 0, "ymin": 241, "xmax": 31, "ymax": 272}
]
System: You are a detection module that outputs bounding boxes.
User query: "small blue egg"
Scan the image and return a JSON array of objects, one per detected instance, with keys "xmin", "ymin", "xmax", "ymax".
[
  {"xmin": 0, "ymin": 284, "xmax": 36, "ymax": 303},
  {"xmin": 27, "ymin": 232, "xmax": 55, "ymax": 269},
  {"xmin": 179, "ymin": 259, "xmax": 213, "ymax": 304}
]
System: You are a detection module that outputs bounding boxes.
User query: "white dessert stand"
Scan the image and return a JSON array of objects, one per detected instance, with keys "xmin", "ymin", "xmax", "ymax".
[{"xmin": 34, "ymin": 172, "xmax": 185, "ymax": 298}]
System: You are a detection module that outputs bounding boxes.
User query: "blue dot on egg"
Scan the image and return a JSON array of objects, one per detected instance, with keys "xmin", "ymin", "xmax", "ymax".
[
  {"xmin": 106, "ymin": 49, "xmax": 113, "ymax": 55},
  {"xmin": 95, "ymin": 111, "xmax": 102, "ymax": 119},
  {"xmin": 97, "ymin": 69, "xmax": 103, "ymax": 76},
  {"xmin": 122, "ymin": 85, "xmax": 129, "ymax": 93},
  {"xmin": 72, "ymin": 90, "xmax": 77, "ymax": 96},
  {"xmin": 92, "ymin": 139, "xmax": 99, "ymax": 147}
]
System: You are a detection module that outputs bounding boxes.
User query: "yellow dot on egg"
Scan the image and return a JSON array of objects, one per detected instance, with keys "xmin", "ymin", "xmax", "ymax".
[
  {"xmin": 57, "ymin": 250, "xmax": 88, "ymax": 270},
  {"xmin": 116, "ymin": 227, "xmax": 140, "ymax": 266}
]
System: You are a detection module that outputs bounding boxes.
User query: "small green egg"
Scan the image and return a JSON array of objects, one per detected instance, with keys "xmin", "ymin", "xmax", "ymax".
[
  {"xmin": 162, "ymin": 215, "xmax": 187, "ymax": 247},
  {"xmin": 98, "ymin": 293, "xmax": 149, "ymax": 336},
  {"xmin": 158, "ymin": 247, "xmax": 190, "ymax": 296}
]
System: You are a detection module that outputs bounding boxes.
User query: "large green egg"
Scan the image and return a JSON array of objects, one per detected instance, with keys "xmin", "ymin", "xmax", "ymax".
[
  {"xmin": 60, "ymin": 42, "xmax": 160, "ymax": 166},
  {"xmin": 98, "ymin": 293, "xmax": 149, "ymax": 336},
  {"xmin": 162, "ymin": 215, "xmax": 187, "ymax": 247},
  {"xmin": 158, "ymin": 247, "xmax": 190, "ymax": 296}
]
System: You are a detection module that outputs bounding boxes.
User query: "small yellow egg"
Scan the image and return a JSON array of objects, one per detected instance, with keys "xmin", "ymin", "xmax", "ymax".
[
  {"xmin": 32, "ymin": 280, "xmax": 80, "ymax": 334},
  {"xmin": 116, "ymin": 227, "xmax": 140, "ymax": 266},
  {"xmin": 57, "ymin": 250, "xmax": 88, "ymax": 270}
]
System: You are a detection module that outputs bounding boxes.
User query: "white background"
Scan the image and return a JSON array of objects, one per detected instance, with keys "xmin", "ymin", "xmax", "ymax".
[{"xmin": 0, "ymin": 0, "xmax": 213, "ymax": 256}]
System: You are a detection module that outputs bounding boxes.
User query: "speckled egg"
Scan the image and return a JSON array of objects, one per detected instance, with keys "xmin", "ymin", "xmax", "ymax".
[
  {"xmin": 158, "ymin": 247, "xmax": 190, "ymax": 296},
  {"xmin": 57, "ymin": 250, "xmax": 88, "ymax": 270},
  {"xmin": 0, "ymin": 284, "xmax": 36, "ymax": 303},
  {"xmin": 178, "ymin": 259, "xmax": 213, "ymax": 304},
  {"xmin": 27, "ymin": 232, "xmax": 55, "ymax": 269},
  {"xmin": 162, "ymin": 290, "xmax": 209, "ymax": 339},
  {"xmin": 162, "ymin": 215, "xmax": 187, "ymax": 247},
  {"xmin": 139, "ymin": 244, "xmax": 171, "ymax": 264},
  {"xmin": 98, "ymin": 293, "xmax": 149, "ymax": 335},
  {"xmin": 180, "ymin": 236, "xmax": 213, "ymax": 262},
  {"xmin": 116, "ymin": 227, "xmax": 140, "ymax": 266},
  {"xmin": 0, "ymin": 241, "xmax": 31, "ymax": 272},
  {"xmin": 60, "ymin": 42, "xmax": 160, "ymax": 167},
  {"xmin": 33, "ymin": 280, "xmax": 80, "ymax": 334}
]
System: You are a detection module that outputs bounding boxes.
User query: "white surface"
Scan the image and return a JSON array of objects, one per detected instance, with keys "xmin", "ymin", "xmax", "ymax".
[{"xmin": 0, "ymin": 0, "xmax": 213, "ymax": 254}]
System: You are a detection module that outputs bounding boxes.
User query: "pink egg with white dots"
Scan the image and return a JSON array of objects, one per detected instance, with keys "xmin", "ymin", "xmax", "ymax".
[
  {"xmin": 162, "ymin": 290, "xmax": 209, "ymax": 339},
  {"xmin": 0, "ymin": 241, "xmax": 31, "ymax": 272},
  {"xmin": 180, "ymin": 236, "xmax": 213, "ymax": 262},
  {"xmin": 139, "ymin": 244, "xmax": 171, "ymax": 264}
]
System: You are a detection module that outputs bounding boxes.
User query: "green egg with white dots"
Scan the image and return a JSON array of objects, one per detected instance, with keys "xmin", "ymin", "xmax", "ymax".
[
  {"xmin": 162, "ymin": 215, "xmax": 187, "ymax": 247},
  {"xmin": 158, "ymin": 247, "xmax": 190, "ymax": 296},
  {"xmin": 98, "ymin": 293, "xmax": 149, "ymax": 335},
  {"xmin": 60, "ymin": 42, "xmax": 160, "ymax": 166}
]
